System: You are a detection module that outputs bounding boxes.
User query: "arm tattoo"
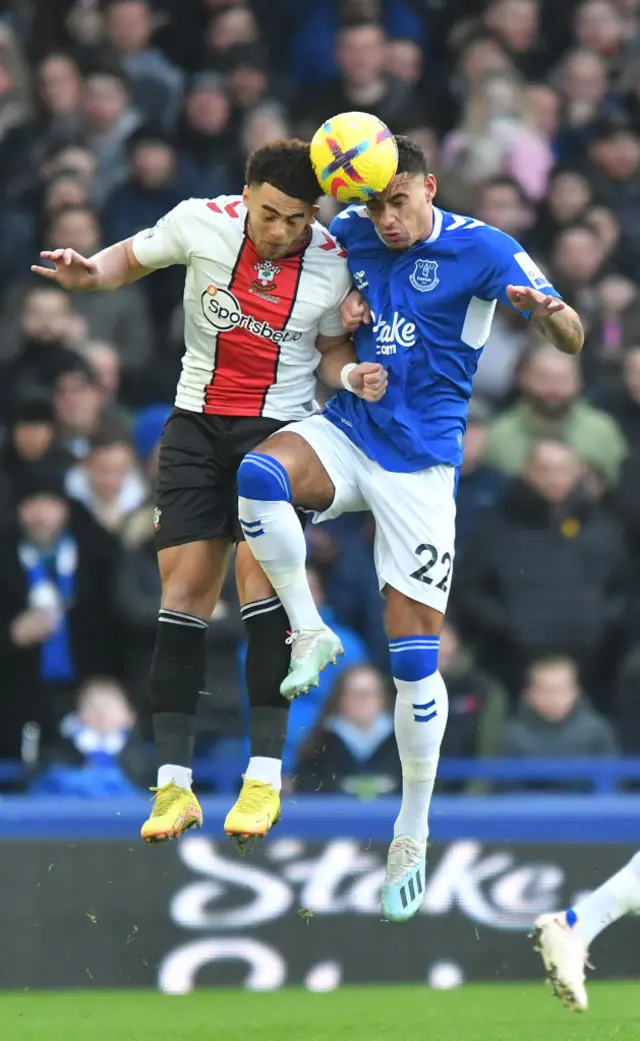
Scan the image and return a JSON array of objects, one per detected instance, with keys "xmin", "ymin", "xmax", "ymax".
[{"xmin": 532, "ymin": 309, "xmax": 584, "ymax": 355}]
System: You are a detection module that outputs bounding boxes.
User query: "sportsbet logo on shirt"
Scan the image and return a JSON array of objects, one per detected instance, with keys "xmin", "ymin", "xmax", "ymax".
[{"xmin": 201, "ymin": 285, "xmax": 302, "ymax": 343}]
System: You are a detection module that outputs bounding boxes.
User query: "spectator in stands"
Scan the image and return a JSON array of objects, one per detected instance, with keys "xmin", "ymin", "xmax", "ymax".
[
  {"xmin": 483, "ymin": 344, "xmax": 627, "ymax": 487},
  {"xmin": 572, "ymin": 0, "xmax": 638, "ymax": 87},
  {"xmin": 587, "ymin": 117, "xmax": 640, "ymax": 266},
  {"xmin": 455, "ymin": 438, "xmax": 628, "ymax": 694},
  {"xmin": 0, "ymin": 465, "xmax": 121, "ymax": 759},
  {"xmin": 43, "ymin": 171, "xmax": 92, "ymax": 224},
  {"xmin": 35, "ymin": 52, "xmax": 84, "ymax": 142},
  {"xmin": 239, "ymin": 101, "xmax": 291, "ymax": 161},
  {"xmin": 0, "ymin": 396, "xmax": 72, "ymax": 524},
  {"xmin": 456, "ymin": 397, "xmax": 507, "ymax": 555},
  {"xmin": 384, "ymin": 36, "xmax": 423, "ymax": 86},
  {"xmin": 176, "ymin": 72, "xmax": 239, "ymax": 197},
  {"xmin": 441, "ymin": 68, "xmax": 554, "ymax": 208},
  {"xmin": 582, "ymin": 276, "xmax": 640, "ymax": 389},
  {"xmin": 482, "ymin": 0, "xmax": 546, "ymax": 79},
  {"xmin": 280, "ymin": 564, "xmax": 369, "ymax": 774},
  {"xmin": 81, "ymin": 340, "xmax": 122, "ymax": 402},
  {"xmin": 40, "ymin": 140, "xmax": 98, "ymax": 197},
  {"xmin": 500, "ymin": 655, "xmax": 619, "ymax": 785},
  {"xmin": 295, "ymin": 21, "xmax": 418, "ymax": 136},
  {"xmin": 0, "ymin": 285, "xmax": 83, "ymax": 418},
  {"xmin": 524, "ymin": 82, "xmax": 561, "ymax": 146},
  {"xmin": 30, "ymin": 677, "xmax": 152, "ymax": 796},
  {"xmin": 102, "ymin": 0, "xmax": 184, "ymax": 132},
  {"xmin": 474, "ymin": 176, "xmax": 535, "ymax": 242},
  {"xmin": 203, "ymin": 1, "xmax": 260, "ymax": 69},
  {"xmin": 45, "ymin": 205, "xmax": 154, "ymax": 377},
  {"xmin": 554, "ymin": 49, "xmax": 609, "ymax": 161},
  {"xmin": 0, "ymin": 23, "xmax": 36, "ymax": 207},
  {"xmin": 306, "ymin": 515, "xmax": 388, "ymax": 672},
  {"xmin": 102, "ymin": 124, "xmax": 195, "ymax": 245},
  {"xmin": 550, "ymin": 223, "xmax": 608, "ymax": 317},
  {"xmin": 438, "ymin": 619, "xmax": 508, "ymax": 765},
  {"xmin": 529, "ymin": 169, "xmax": 594, "ymax": 258},
  {"xmin": 81, "ymin": 66, "xmax": 142, "ymax": 201},
  {"xmin": 223, "ymin": 43, "xmax": 273, "ymax": 111},
  {"xmin": 66, "ymin": 427, "xmax": 147, "ymax": 535},
  {"xmin": 54, "ymin": 361, "xmax": 126, "ymax": 459},
  {"xmin": 295, "ymin": 665, "xmax": 401, "ymax": 796}
]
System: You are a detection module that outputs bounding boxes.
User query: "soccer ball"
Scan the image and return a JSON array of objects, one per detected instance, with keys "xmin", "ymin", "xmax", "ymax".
[{"xmin": 310, "ymin": 111, "xmax": 398, "ymax": 204}]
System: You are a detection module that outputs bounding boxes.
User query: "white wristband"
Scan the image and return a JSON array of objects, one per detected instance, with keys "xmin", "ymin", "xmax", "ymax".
[{"xmin": 340, "ymin": 362, "xmax": 358, "ymax": 392}]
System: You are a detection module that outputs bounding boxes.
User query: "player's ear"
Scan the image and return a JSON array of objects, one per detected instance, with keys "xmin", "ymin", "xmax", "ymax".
[
  {"xmin": 311, "ymin": 204, "xmax": 320, "ymax": 218},
  {"xmin": 424, "ymin": 174, "xmax": 437, "ymax": 203},
  {"xmin": 242, "ymin": 185, "xmax": 250, "ymax": 206}
]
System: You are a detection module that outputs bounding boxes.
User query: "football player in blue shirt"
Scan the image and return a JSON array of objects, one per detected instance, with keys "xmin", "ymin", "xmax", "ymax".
[{"xmin": 235, "ymin": 135, "xmax": 584, "ymax": 921}]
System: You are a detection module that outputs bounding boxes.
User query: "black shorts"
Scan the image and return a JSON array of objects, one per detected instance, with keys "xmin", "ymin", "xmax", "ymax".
[{"xmin": 154, "ymin": 409, "xmax": 290, "ymax": 551}]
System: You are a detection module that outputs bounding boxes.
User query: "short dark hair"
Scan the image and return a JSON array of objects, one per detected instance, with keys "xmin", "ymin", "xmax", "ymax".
[
  {"xmin": 524, "ymin": 654, "xmax": 578, "ymax": 686},
  {"xmin": 394, "ymin": 135, "xmax": 428, "ymax": 177},
  {"xmin": 479, "ymin": 175, "xmax": 528, "ymax": 206},
  {"xmin": 245, "ymin": 139, "xmax": 320, "ymax": 205}
]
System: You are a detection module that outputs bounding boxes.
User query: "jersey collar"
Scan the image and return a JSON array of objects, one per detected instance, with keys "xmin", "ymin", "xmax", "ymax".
[{"xmin": 425, "ymin": 206, "xmax": 443, "ymax": 245}]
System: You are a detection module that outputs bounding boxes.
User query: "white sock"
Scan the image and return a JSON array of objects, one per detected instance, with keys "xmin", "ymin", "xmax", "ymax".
[
  {"xmin": 238, "ymin": 495, "xmax": 323, "ymax": 630},
  {"xmin": 158, "ymin": 764, "xmax": 193, "ymax": 789},
  {"xmin": 568, "ymin": 851, "xmax": 640, "ymax": 945},
  {"xmin": 244, "ymin": 756, "xmax": 282, "ymax": 791},
  {"xmin": 393, "ymin": 671, "xmax": 448, "ymax": 843}
]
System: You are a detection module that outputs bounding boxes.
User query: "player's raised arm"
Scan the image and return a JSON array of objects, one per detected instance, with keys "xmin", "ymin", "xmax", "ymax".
[
  {"xmin": 507, "ymin": 285, "xmax": 584, "ymax": 356},
  {"xmin": 31, "ymin": 200, "xmax": 191, "ymax": 292},
  {"xmin": 316, "ymin": 332, "xmax": 387, "ymax": 403},
  {"xmin": 31, "ymin": 238, "xmax": 149, "ymax": 292},
  {"xmin": 484, "ymin": 231, "xmax": 585, "ymax": 357}
]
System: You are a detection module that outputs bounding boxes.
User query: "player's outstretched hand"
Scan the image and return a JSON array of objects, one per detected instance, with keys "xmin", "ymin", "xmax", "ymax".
[
  {"xmin": 31, "ymin": 248, "xmax": 98, "ymax": 291},
  {"xmin": 348, "ymin": 362, "xmax": 387, "ymax": 402},
  {"xmin": 507, "ymin": 285, "xmax": 565, "ymax": 317},
  {"xmin": 342, "ymin": 289, "xmax": 372, "ymax": 332}
]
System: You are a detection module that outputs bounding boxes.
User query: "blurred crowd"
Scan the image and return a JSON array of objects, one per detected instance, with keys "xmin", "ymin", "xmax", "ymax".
[{"xmin": 1, "ymin": 0, "xmax": 640, "ymax": 798}]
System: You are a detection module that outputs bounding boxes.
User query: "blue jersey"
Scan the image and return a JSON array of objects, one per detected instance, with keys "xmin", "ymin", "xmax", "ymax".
[{"xmin": 325, "ymin": 205, "xmax": 561, "ymax": 473}]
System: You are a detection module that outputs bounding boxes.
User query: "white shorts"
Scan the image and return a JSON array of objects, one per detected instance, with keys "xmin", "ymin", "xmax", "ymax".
[{"xmin": 284, "ymin": 415, "xmax": 457, "ymax": 613}]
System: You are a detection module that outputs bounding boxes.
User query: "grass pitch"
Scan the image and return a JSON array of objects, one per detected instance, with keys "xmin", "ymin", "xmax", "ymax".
[{"xmin": 0, "ymin": 983, "xmax": 638, "ymax": 1041}]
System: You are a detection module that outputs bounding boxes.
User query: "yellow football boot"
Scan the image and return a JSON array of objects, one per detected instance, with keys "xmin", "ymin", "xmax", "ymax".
[
  {"xmin": 224, "ymin": 779, "xmax": 280, "ymax": 841},
  {"xmin": 141, "ymin": 781, "xmax": 203, "ymax": 843}
]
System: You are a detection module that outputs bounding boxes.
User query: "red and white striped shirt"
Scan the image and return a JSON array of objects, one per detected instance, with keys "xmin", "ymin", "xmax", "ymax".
[{"xmin": 132, "ymin": 196, "xmax": 351, "ymax": 420}]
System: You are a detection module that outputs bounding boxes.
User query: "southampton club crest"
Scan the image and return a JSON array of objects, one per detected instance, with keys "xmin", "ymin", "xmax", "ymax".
[
  {"xmin": 409, "ymin": 258, "xmax": 439, "ymax": 293},
  {"xmin": 252, "ymin": 260, "xmax": 281, "ymax": 293}
]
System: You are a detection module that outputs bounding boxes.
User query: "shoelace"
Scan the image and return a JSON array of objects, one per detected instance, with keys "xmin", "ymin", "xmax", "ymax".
[
  {"xmin": 386, "ymin": 837, "xmax": 423, "ymax": 883},
  {"xmin": 148, "ymin": 782, "xmax": 183, "ymax": 817},
  {"xmin": 285, "ymin": 628, "xmax": 322, "ymax": 661},
  {"xmin": 235, "ymin": 780, "xmax": 272, "ymax": 815}
]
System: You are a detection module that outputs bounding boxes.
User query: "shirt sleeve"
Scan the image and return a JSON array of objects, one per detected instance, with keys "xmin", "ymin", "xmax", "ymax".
[
  {"xmin": 482, "ymin": 230, "xmax": 561, "ymax": 317},
  {"xmin": 318, "ymin": 260, "xmax": 352, "ymax": 337},
  {"xmin": 130, "ymin": 201, "xmax": 191, "ymax": 269}
]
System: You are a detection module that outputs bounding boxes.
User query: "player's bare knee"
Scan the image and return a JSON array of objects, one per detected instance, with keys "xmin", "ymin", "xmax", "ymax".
[{"xmin": 384, "ymin": 586, "xmax": 444, "ymax": 639}]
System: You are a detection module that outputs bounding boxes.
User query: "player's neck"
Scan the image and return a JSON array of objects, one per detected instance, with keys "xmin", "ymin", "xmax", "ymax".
[{"xmin": 414, "ymin": 206, "xmax": 434, "ymax": 246}]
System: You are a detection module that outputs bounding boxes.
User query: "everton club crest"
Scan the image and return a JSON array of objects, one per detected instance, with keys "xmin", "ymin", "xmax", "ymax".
[{"xmin": 409, "ymin": 258, "xmax": 439, "ymax": 293}]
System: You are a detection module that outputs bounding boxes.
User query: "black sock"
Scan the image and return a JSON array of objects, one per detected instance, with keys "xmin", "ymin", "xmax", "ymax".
[
  {"xmin": 242, "ymin": 597, "xmax": 291, "ymax": 759},
  {"xmin": 151, "ymin": 609, "xmax": 208, "ymax": 768}
]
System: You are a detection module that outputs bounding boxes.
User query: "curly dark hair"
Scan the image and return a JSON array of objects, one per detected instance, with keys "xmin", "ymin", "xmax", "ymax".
[
  {"xmin": 394, "ymin": 135, "xmax": 429, "ymax": 177},
  {"xmin": 245, "ymin": 138, "xmax": 320, "ymax": 205}
]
